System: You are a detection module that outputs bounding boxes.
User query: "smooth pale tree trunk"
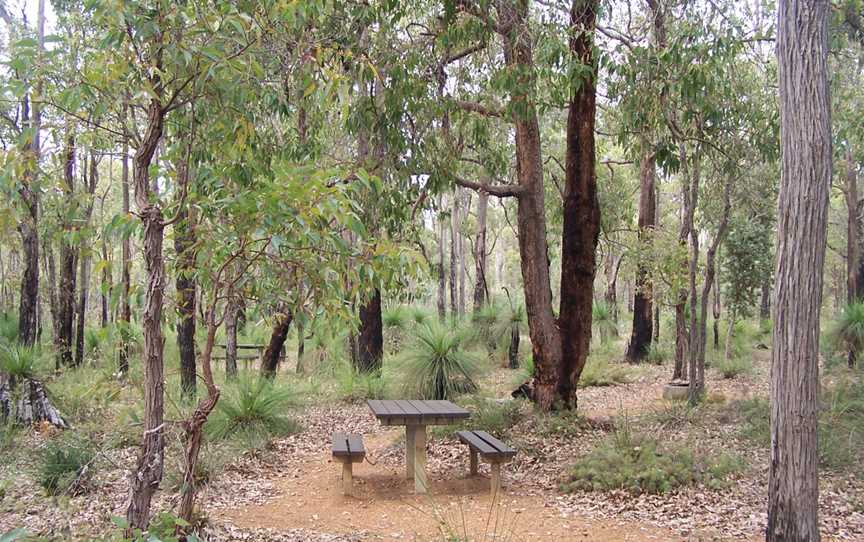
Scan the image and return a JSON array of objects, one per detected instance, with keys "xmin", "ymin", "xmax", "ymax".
[
  {"xmin": 437, "ymin": 195, "xmax": 447, "ymax": 320},
  {"xmin": 57, "ymin": 136, "xmax": 77, "ymax": 368},
  {"xmin": 261, "ymin": 312, "xmax": 292, "ymax": 378},
  {"xmin": 767, "ymin": 1, "xmax": 830, "ymax": 539},
  {"xmin": 626, "ymin": 151, "xmax": 656, "ymax": 362},
  {"xmin": 126, "ymin": 97, "xmax": 167, "ymax": 531},
  {"xmin": 356, "ymin": 289, "xmax": 383, "ymax": 373},
  {"xmin": 724, "ymin": 310, "xmax": 736, "ymax": 362},
  {"xmin": 473, "ymin": 191, "xmax": 489, "ymax": 311},
  {"xmin": 603, "ymin": 252, "xmax": 622, "ymax": 334}
]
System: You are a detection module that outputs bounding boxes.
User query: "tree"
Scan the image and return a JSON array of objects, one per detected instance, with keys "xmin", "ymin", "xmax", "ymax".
[{"xmin": 768, "ymin": 0, "xmax": 831, "ymax": 539}]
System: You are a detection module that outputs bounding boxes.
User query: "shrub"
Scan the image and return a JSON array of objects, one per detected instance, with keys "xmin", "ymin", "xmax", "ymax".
[
  {"xmin": 337, "ymin": 366, "xmax": 387, "ymax": 401},
  {"xmin": 434, "ymin": 397, "xmax": 524, "ymax": 440},
  {"xmin": 394, "ymin": 321, "xmax": 482, "ymax": 400},
  {"xmin": 383, "ymin": 306, "xmax": 409, "ymax": 329},
  {"xmin": 38, "ymin": 437, "xmax": 95, "ymax": 496},
  {"xmin": 830, "ymin": 302, "xmax": 864, "ymax": 357},
  {"xmin": 562, "ymin": 425, "xmax": 742, "ymax": 495},
  {"xmin": 0, "ymin": 345, "xmax": 41, "ymax": 381},
  {"xmin": 206, "ymin": 377, "xmax": 299, "ymax": 450},
  {"xmin": 591, "ymin": 301, "xmax": 618, "ymax": 343},
  {"xmin": 409, "ymin": 307, "xmax": 432, "ymax": 326},
  {"xmin": 714, "ymin": 356, "xmax": 752, "ymax": 379},
  {"xmin": 0, "ymin": 313, "xmax": 17, "ymax": 345},
  {"xmin": 644, "ymin": 343, "xmax": 668, "ymax": 366},
  {"xmin": 579, "ymin": 356, "xmax": 631, "ymax": 388}
]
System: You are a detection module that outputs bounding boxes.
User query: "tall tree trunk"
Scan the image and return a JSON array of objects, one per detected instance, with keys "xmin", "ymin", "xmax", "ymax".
[
  {"xmin": 603, "ymin": 252, "xmax": 622, "ymax": 334},
  {"xmin": 356, "ymin": 289, "xmax": 383, "ymax": 373},
  {"xmin": 437, "ymin": 195, "xmax": 447, "ymax": 320},
  {"xmin": 296, "ymin": 319, "xmax": 305, "ymax": 374},
  {"xmin": 126, "ymin": 97, "xmax": 167, "ymax": 531},
  {"xmin": 626, "ymin": 151, "xmax": 656, "ymax": 362},
  {"xmin": 768, "ymin": 1, "xmax": 829, "ymax": 539},
  {"xmin": 713, "ymin": 271, "xmax": 721, "ymax": 350},
  {"xmin": 508, "ymin": 320, "xmax": 520, "ymax": 369},
  {"xmin": 673, "ymin": 142, "xmax": 693, "ymax": 381},
  {"xmin": 75, "ymin": 152, "xmax": 99, "ymax": 367},
  {"xmin": 450, "ymin": 192, "xmax": 458, "ymax": 317},
  {"xmin": 760, "ymin": 280, "xmax": 772, "ymax": 320},
  {"xmin": 724, "ymin": 309, "xmax": 736, "ymax": 362},
  {"xmin": 224, "ymin": 298, "xmax": 238, "ymax": 379},
  {"xmin": 556, "ymin": 0, "xmax": 600, "ymax": 409},
  {"xmin": 44, "ymin": 243, "xmax": 59, "ymax": 344},
  {"xmin": 119, "ymin": 105, "xmax": 132, "ymax": 375},
  {"xmin": 16, "ymin": 0, "xmax": 44, "ymax": 348},
  {"xmin": 174, "ymin": 194, "xmax": 197, "ymax": 398},
  {"xmin": 458, "ymin": 191, "xmax": 466, "ymax": 316},
  {"xmin": 261, "ymin": 312, "xmax": 292, "ymax": 378},
  {"xmin": 57, "ymin": 136, "xmax": 77, "ymax": 368},
  {"xmin": 473, "ymin": 191, "xmax": 489, "ymax": 311},
  {"xmin": 100, "ymin": 237, "xmax": 110, "ymax": 328},
  {"xmin": 845, "ymin": 149, "xmax": 860, "ymax": 305}
]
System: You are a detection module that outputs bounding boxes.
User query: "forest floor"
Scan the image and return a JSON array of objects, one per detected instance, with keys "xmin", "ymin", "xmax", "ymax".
[{"xmin": 2, "ymin": 345, "xmax": 863, "ymax": 541}]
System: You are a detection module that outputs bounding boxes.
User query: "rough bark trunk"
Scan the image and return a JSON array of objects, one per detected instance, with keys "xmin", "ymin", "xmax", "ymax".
[
  {"xmin": 296, "ymin": 320, "xmax": 305, "ymax": 374},
  {"xmin": 673, "ymin": 142, "xmax": 694, "ymax": 382},
  {"xmin": 508, "ymin": 321, "xmax": 520, "ymax": 369},
  {"xmin": 57, "ymin": 135, "xmax": 77, "ymax": 368},
  {"xmin": 100, "ymin": 237, "xmax": 110, "ymax": 328},
  {"xmin": 356, "ymin": 289, "xmax": 383, "ymax": 373},
  {"xmin": 626, "ymin": 151, "xmax": 656, "ymax": 362},
  {"xmin": 760, "ymin": 281, "xmax": 772, "ymax": 320},
  {"xmin": 556, "ymin": 0, "xmax": 600, "ymax": 409},
  {"xmin": 224, "ymin": 299, "xmax": 238, "ymax": 379},
  {"xmin": 437, "ymin": 194, "xmax": 447, "ymax": 320},
  {"xmin": 1, "ymin": 374, "xmax": 68, "ymax": 428},
  {"xmin": 845, "ymin": 149, "xmax": 860, "ymax": 306},
  {"xmin": 724, "ymin": 309, "xmax": 736, "ymax": 362},
  {"xmin": 713, "ymin": 279, "xmax": 721, "ymax": 351},
  {"xmin": 174, "ymin": 205, "xmax": 197, "ymax": 398},
  {"xmin": 767, "ymin": 1, "xmax": 829, "ymax": 539},
  {"xmin": 604, "ymin": 252, "xmax": 622, "ymax": 334},
  {"xmin": 126, "ymin": 97, "xmax": 167, "ymax": 531},
  {"xmin": 261, "ymin": 312, "xmax": 292, "ymax": 378},
  {"xmin": 473, "ymin": 191, "xmax": 489, "ymax": 311},
  {"xmin": 119, "ymin": 103, "xmax": 132, "ymax": 375},
  {"xmin": 75, "ymin": 152, "xmax": 99, "ymax": 367},
  {"xmin": 450, "ymin": 192, "xmax": 458, "ymax": 317}
]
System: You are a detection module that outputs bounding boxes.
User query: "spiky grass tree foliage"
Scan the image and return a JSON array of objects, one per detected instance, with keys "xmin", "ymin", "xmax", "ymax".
[
  {"xmin": 592, "ymin": 301, "xmax": 618, "ymax": 343},
  {"xmin": 396, "ymin": 321, "xmax": 482, "ymax": 400},
  {"xmin": 831, "ymin": 302, "xmax": 864, "ymax": 366},
  {"xmin": 0, "ymin": 344, "xmax": 40, "ymax": 382},
  {"xmin": 206, "ymin": 377, "xmax": 298, "ymax": 449},
  {"xmin": 492, "ymin": 304, "xmax": 525, "ymax": 369}
]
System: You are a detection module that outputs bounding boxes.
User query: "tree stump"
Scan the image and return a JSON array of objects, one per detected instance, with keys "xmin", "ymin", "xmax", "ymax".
[{"xmin": 0, "ymin": 373, "xmax": 68, "ymax": 428}]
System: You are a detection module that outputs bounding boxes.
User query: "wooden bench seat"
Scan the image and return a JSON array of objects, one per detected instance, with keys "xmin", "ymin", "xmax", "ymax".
[
  {"xmin": 332, "ymin": 433, "xmax": 365, "ymax": 495},
  {"xmin": 456, "ymin": 430, "xmax": 516, "ymax": 496}
]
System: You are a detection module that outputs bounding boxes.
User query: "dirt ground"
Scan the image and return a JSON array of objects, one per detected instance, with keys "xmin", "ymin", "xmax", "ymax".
[{"xmin": 220, "ymin": 430, "xmax": 690, "ymax": 542}]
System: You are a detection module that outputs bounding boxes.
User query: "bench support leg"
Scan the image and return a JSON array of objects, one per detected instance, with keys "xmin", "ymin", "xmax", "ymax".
[
  {"xmin": 405, "ymin": 425, "xmax": 415, "ymax": 480},
  {"xmin": 469, "ymin": 450, "xmax": 478, "ymax": 476},
  {"xmin": 341, "ymin": 460, "xmax": 353, "ymax": 496},
  {"xmin": 490, "ymin": 462, "xmax": 501, "ymax": 498},
  {"xmin": 414, "ymin": 425, "xmax": 428, "ymax": 493}
]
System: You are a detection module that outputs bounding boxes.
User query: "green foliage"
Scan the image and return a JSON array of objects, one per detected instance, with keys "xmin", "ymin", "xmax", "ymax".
[
  {"xmin": 0, "ymin": 345, "xmax": 42, "ymax": 380},
  {"xmin": 393, "ymin": 321, "xmax": 482, "ymax": 400},
  {"xmin": 591, "ymin": 301, "xmax": 618, "ymax": 343},
  {"xmin": 206, "ymin": 377, "xmax": 299, "ymax": 450},
  {"xmin": 110, "ymin": 513, "xmax": 200, "ymax": 542},
  {"xmin": 37, "ymin": 436, "xmax": 95, "ymax": 496},
  {"xmin": 722, "ymin": 215, "xmax": 774, "ymax": 319},
  {"xmin": 579, "ymin": 355, "xmax": 631, "ymax": 388},
  {"xmin": 0, "ymin": 313, "xmax": 17, "ymax": 345},
  {"xmin": 644, "ymin": 343, "xmax": 668, "ymax": 366},
  {"xmin": 714, "ymin": 356, "xmax": 752, "ymax": 379},
  {"xmin": 433, "ymin": 397, "xmax": 524, "ymax": 440},
  {"xmin": 337, "ymin": 366, "xmax": 388, "ymax": 401},
  {"xmin": 383, "ymin": 306, "xmax": 410, "ymax": 329},
  {"xmin": 562, "ymin": 424, "xmax": 743, "ymax": 495},
  {"xmin": 830, "ymin": 302, "xmax": 864, "ymax": 356}
]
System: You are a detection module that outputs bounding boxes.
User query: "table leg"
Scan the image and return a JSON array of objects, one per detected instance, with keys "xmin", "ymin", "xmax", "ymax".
[
  {"xmin": 414, "ymin": 424, "xmax": 427, "ymax": 493},
  {"xmin": 405, "ymin": 425, "xmax": 415, "ymax": 480}
]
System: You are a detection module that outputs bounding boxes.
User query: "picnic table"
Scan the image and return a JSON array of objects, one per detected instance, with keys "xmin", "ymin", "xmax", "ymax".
[
  {"xmin": 367, "ymin": 399, "xmax": 470, "ymax": 494},
  {"xmin": 213, "ymin": 343, "xmax": 284, "ymax": 369}
]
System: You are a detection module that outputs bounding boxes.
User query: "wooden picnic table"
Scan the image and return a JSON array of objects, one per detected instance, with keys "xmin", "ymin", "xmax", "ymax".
[{"xmin": 367, "ymin": 399, "xmax": 470, "ymax": 494}]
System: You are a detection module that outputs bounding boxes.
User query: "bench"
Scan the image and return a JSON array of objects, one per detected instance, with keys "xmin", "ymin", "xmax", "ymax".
[
  {"xmin": 456, "ymin": 430, "xmax": 516, "ymax": 496},
  {"xmin": 332, "ymin": 432, "xmax": 365, "ymax": 495}
]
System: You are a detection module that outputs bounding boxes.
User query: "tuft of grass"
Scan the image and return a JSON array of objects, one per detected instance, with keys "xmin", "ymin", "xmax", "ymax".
[
  {"xmin": 0, "ymin": 312, "xmax": 17, "ymax": 345},
  {"xmin": 591, "ymin": 301, "xmax": 618, "ymax": 343},
  {"xmin": 579, "ymin": 355, "xmax": 631, "ymax": 388},
  {"xmin": 37, "ymin": 436, "xmax": 95, "ymax": 496},
  {"xmin": 830, "ymin": 302, "xmax": 864, "ymax": 356},
  {"xmin": 383, "ymin": 306, "xmax": 410, "ymax": 329},
  {"xmin": 337, "ymin": 366, "xmax": 388, "ymax": 401},
  {"xmin": 0, "ymin": 345, "xmax": 42, "ymax": 381},
  {"xmin": 206, "ymin": 377, "xmax": 300, "ymax": 450},
  {"xmin": 393, "ymin": 321, "xmax": 483, "ymax": 400},
  {"xmin": 714, "ymin": 356, "xmax": 752, "ymax": 379},
  {"xmin": 433, "ymin": 397, "xmax": 524, "ymax": 440},
  {"xmin": 562, "ymin": 422, "xmax": 742, "ymax": 495},
  {"xmin": 644, "ymin": 343, "xmax": 668, "ymax": 366}
]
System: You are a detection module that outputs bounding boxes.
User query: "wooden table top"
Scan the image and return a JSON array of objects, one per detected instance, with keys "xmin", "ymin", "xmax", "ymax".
[{"xmin": 367, "ymin": 399, "xmax": 470, "ymax": 425}]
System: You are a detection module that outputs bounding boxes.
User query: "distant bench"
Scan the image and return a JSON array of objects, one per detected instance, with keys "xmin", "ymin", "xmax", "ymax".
[{"xmin": 212, "ymin": 344, "xmax": 285, "ymax": 369}]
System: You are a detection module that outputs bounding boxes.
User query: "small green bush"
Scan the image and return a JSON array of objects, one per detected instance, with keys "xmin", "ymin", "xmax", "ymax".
[
  {"xmin": 383, "ymin": 306, "xmax": 409, "ymax": 329},
  {"xmin": 591, "ymin": 301, "xmax": 618, "ymax": 343},
  {"xmin": 830, "ymin": 302, "xmax": 864, "ymax": 357},
  {"xmin": 714, "ymin": 356, "xmax": 752, "ymax": 379},
  {"xmin": 644, "ymin": 343, "xmax": 668, "ymax": 366},
  {"xmin": 393, "ymin": 321, "xmax": 482, "ymax": 400},
  {"xmin": 434, "ymin": 397, "xmax": 524, "ymax": 440},
  {"xmin": 579, "ymin": 356, "xmax": 631, "ymax": 388},
  {"xmin": 206, "ymin": 377, "xmax": 300, "ymax": 450},
  {"xmin": 0, "ymin": 345, "xmax": 41, "ymax": 381},
  {"xmin": 562, "ymin": 426, "xmax": 742, "ymax": 495},
  {"xmin": 337, "ymin": 366, "xmax": 388, "ymax": 401},
  {"xmin": 38, "ymin": 437, "xmax": 95, "ymax": 496},
  {"xmin": 0, "ymin": 313, "xmax": 17, "ymax": 345}
]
